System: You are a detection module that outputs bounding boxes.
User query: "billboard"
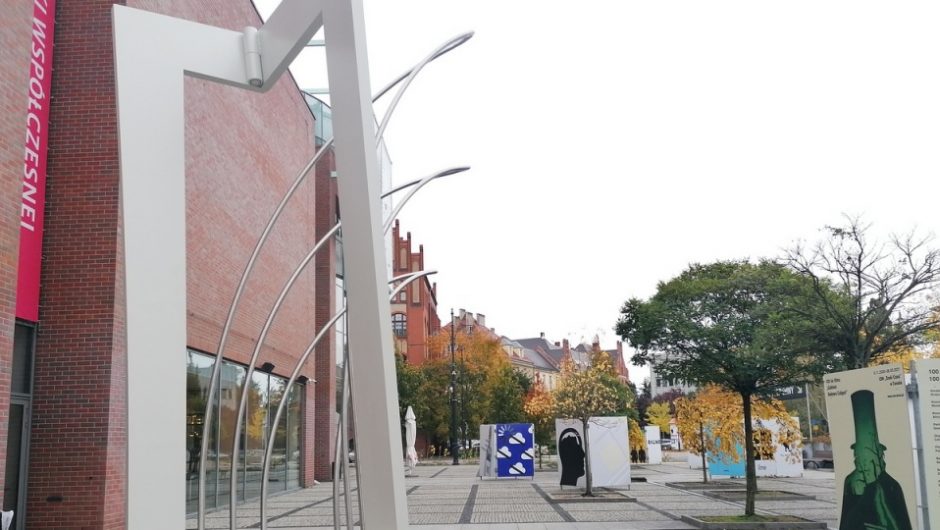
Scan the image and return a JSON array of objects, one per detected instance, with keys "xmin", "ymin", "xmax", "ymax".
[
  {"xmin": 824, "ymin": 364, "xmax": 916, "ymax": 530},
  {"xmin": 913, "ymin": 359, "xmax": 940, "ymax": 529},
  {"xmin": 17, "ymin": 0, "xmax": 56, "ymax": 321},
  {"xmin": 477, "ymin": 423, "xmax": 535, "ymax": 478},
  {"xmin": 556, "ymin": 417, "xmax": 630, "ymax": 488}
]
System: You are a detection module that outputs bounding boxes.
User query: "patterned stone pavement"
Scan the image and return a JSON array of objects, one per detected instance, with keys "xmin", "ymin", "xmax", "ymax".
[{"xmin": 187, "ymin": 459, "xmax": 838, "ymax": 529}]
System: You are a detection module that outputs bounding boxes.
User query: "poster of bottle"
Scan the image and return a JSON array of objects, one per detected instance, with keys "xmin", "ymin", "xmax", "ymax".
[
  {"xmin": 824, "ymin": 364, "xmax": 916, "ymax": 530},
  {"xmin": 913, "ymin": 359, "xmax": 940, "ymax": 529}
]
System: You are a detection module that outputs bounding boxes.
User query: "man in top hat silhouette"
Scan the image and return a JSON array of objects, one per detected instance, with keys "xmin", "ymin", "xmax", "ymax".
[{"xmin": 839, "ymin": 390, "xmax": 912, "ymax": 530}]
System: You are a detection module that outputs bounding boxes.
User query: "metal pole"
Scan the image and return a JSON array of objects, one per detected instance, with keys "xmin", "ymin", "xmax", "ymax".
[
  {"xmin": 804, "ymin": 383, "xmax": 814, "ymax": 459},
  {"xmin": 450, "ymin": 309, "xmax": 459, "ymax": 465}
]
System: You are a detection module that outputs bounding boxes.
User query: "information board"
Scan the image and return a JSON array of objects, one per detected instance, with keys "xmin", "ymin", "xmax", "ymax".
[{"xmin": 824, "ymin": 364, "xmax": 917, "ymax": 530}]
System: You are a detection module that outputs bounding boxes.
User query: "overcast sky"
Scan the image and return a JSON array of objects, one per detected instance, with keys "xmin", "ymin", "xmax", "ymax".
[{"xmin": 256, "ymin": 1, "xmax": 940, "ymax": 384}]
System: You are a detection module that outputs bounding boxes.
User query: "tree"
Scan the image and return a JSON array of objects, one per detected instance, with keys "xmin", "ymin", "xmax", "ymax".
[
  {"xmin": 616, "ymin": 260, "xmax": 838, "ymax": 516},
  {"xmin": 635, "ymin": 379, "xmax": 652, "ymax": 427},
  {"xmin": 523, "ymin": 380, "xmax": 555, "ymax": 469},
  {"xmin": 425, "ymin": 326, "xmax": 532, "ymax": 452},
  {"xmin": 628, "ymin": 418, "xmax": 646, "ymax": 459},
  {"xmin": 784, "ymin": 216, "xmax": 940, "ymax": 369},
  {"xmin": 645, "ymin": 402, "xmax": 672, "ymax": 437},
  {"xmin": 553, "ymin": 353, "xmax": 621, "ymax": 496},
  {"xmin": 486, "ymin": 365, "xmax": 530, "ymax": 424},
  {"xmin": 675, "ymin": 386, "xmax": 799, "ymax": 483}
]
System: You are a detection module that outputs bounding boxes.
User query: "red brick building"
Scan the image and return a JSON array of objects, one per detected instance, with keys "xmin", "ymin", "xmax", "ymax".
[
  {"xmin": 0, "ymin": 1, "xmax": 337, "ymax": 528},
  {"xmin": 390, "ymin": 220, "xmax": 441, "ymax": 364}
]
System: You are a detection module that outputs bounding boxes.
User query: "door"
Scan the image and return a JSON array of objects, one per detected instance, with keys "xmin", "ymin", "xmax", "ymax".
[{"xmin": 4, "ymin": 396, "xmax": 31, "ymax": 530}]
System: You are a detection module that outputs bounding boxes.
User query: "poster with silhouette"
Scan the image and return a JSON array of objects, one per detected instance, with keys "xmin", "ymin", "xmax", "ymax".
[
  {"xmin": 555, "ymin": 417, "xmax": 630, "ymax": 488},
  {"xmin": 824, "ymin": 364, "xmax": 916, "ymax": 530}
]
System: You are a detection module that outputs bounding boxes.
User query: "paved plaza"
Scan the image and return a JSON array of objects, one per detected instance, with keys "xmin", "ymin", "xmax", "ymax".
[{"xmin": 188, "ymin": 457, "xmax": 838, "ymax": 529}]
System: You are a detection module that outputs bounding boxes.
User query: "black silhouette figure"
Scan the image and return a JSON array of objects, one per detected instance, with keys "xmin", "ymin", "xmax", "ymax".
[{"xmin": 558, "ymin": 428, "xmax": 585, "ymax": 487}]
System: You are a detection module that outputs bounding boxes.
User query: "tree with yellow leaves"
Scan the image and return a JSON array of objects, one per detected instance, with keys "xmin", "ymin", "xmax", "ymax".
[
  {"xmin": 675, "ymin": 385, "xmax": 800, "ymax": 484},
  {"xmin": 553, "ymin": 353, "xmax": 622, "ymax": 496},
  {"xmin": 645, "ymin": 402, "xmax": 672, "ymax": 438},
  {"xmin": 628, "ymin": 418, "xmax": 646, "ymax": 459},
  {"xmin": 523, "ymin": 380, "xmax": 555, "ymax": 469}
]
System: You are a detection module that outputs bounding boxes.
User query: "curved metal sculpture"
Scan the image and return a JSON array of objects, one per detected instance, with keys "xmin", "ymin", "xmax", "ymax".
[
  {"xmin": 257, "ymin": 270, "xmax": 437, "ymax": 529},
  {"xmin": 199, "ymin": 30, "xmax": 474, "ymax": 528},
  {"xmin": 197, "ymin": 139, "xmax": 333, "ymax": 528},
  {"xmin": 327, "ymin": 270, "xmax": 438, "ymax": 530}
]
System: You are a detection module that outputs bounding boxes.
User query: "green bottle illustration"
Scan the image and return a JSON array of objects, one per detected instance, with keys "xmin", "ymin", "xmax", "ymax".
[{"xmin": 839, "ymin": 390, "xmax": 912, "ymax": 530}]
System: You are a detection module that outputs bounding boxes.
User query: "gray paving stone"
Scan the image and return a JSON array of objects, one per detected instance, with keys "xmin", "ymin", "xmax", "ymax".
[
  {"xmin": 471, "ymin": 511, "xmax": 565, "ymax": 523},
  {"xmin": 408, "ymin": 513, "xmax": 462, "ymax": 524}
]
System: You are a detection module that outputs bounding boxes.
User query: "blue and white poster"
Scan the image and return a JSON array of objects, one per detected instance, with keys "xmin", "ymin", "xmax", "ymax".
[{"xmin": 495, "ymin": 423, "xmax": 535, "ymax": 477}]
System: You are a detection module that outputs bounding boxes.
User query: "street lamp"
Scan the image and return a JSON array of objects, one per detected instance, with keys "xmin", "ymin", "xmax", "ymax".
[{"xmin": 450, "ymin": 308, "xmax": 460, "ymax": 465}]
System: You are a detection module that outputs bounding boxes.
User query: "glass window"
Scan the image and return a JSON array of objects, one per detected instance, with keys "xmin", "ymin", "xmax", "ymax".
[
  {"xmin": 286, "ymin": 384, "xmax": 302, "ymax": 489},
  {"xmin": 392, "ymin": 313, "xmax": 407, "ymax": 338},
  {"xmin": 186, "ymin": 351, "xmax": 304, "ymax": 514},
  {"xmin": 267, "ymin": 376, "xmax": 287, "ymax": 493},
  {"xmin": 12, "ymin": 324, "xmax": 34, "ymax": 395}
]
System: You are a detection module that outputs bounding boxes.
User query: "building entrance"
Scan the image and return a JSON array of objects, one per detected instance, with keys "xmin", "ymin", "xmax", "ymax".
[{"xmin": 5, "ymin": 323, "xmax": 35, "ymax": 530}]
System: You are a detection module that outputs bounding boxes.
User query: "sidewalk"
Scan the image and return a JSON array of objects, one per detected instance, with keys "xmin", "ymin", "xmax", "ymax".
[{"xmin": 188, "ymin": 459, "xmax": 837, "ymax": 529}]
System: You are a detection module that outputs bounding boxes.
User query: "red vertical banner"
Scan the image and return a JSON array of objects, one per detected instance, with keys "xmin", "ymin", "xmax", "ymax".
[{"xmin": 17, "ymin": 0, "xmax": 56, "ymax": 322}]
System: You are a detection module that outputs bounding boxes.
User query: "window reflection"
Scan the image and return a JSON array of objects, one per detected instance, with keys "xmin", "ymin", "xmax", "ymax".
[{"xmin": 185, "ymin": 351, "xmax": 304, "ymax": 514}]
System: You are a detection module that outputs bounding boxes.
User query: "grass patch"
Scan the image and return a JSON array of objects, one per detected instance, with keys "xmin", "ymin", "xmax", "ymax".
[{"xmin": 698, "ymin": 515, "xmax": 807, "ymax": 523}]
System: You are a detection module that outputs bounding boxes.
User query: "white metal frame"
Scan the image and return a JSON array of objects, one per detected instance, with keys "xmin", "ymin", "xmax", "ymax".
[{"xmin": 112, "ymin": 2, "xmax": 406, "ymax": 528}]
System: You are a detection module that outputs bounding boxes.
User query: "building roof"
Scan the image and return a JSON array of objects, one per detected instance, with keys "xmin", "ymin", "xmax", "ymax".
[
  {"xmin": 523, "ymin": 347, "xmax": 557, "ymax": 371},
  {"xmin": 515, "ymin": 337, "xmax": 565, "ymax": 367}
]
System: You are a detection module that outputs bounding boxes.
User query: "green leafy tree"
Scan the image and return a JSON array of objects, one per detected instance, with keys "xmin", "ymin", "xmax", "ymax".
[
  {"xmin": 645, "ymin": 402, "xmax": 671, "ymax": 437},
  {"xmin": 486, "ymin": 365, "xmax": 530, "ymax": 424},
  {"xmin": 553, "ymin": 353, "xmax": 621, "ymax": 496},
  {"xmin": 784, "ymin": 216, "xmax": 940, "ymax": 369},
  {"xmin": 615, "ymin": 260, "xmax": 839, "ymax": 516}
]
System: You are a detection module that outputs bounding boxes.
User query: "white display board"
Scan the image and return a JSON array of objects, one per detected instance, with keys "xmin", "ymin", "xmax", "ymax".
[
  {"xmin": 685, "ymin": 417, "xmax": 802, "ymax": 477},
  {"xmin": 825, "ymin": 364, "xmax": 917, "ymax": 530},
  {"xmin": 645, "ymin": 426, "xmax": 663, "ymax": 464},
  {"xmin": 477, "ymin": 424, "xmax": 498, "ymax": 478},
  {"xmin": 913, "ymin": 359, "xmax": 940, "ymax": 530},
  {"xmin": 556, "ymin": 417, "xmax": 631, "ymax": 488}
]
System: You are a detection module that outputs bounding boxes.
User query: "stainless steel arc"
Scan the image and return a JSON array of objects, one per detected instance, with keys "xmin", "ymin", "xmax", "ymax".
[
  {"xmin": 258, "ymin": 271, "xmax": 436, "ymax": 529},
  {"xmin": 197, "ymin": 138, "xmax": 334, "ymax": 530},
  {"xmin": 328, "ymin": 270, "xmax": 438, "ymax": 530},
  {"xmin": 374, "ymin": 32, "xmax": 474, "ymax": 143},
  {"xmin": 227, "ymin": 221, "xmax": 342, "ymax": 527},
  {"xmin": 258, "ymin": 308, "xmax": 346, "ymax": 526},
  {"xmin": 383, "ymin": 167, "xmax": 468, "ymax": 234},
  {"xmin": 371, "ymin": 32, "xmax": 472, "ymax": 103}
]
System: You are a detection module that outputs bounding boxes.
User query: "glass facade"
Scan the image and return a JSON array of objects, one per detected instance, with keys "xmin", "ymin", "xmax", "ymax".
[{"xmin": 185, "ymin": 351, "xmax": 303, "ymax": 514}]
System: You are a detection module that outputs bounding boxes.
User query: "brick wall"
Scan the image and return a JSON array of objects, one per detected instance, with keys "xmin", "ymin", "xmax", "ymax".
[
  {"xmin": 27, "ymin": 0, "xmax": 128, "ymax": 527},
  {"xmin": 0, "ymin": 0, "xmax": 35, "ymax": 499},
  {"xmin": 391, "ymin": 221, "xmax": 441, "ymax": 365},
  {"xmin": 312, "ymin": 148, "xmax": 337, "ymax": 482},
  {"xmin": 27, "ymin": 0, "xmax": 324, "ymax": 528}
]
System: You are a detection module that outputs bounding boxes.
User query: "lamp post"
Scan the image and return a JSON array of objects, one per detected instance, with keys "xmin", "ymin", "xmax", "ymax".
[{"xmin": 450, "ymin": 308, "xmax": 459, "ymax": 464}]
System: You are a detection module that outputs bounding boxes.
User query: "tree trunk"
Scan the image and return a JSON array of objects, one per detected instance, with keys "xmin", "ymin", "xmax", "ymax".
[
  {"xmin": 583, "ymin": 418, "xmax": 594, "ymax": 496},
  {"xmin": 699, "ymin": 421, "xmax": 708, "ymax": 483},
  {"xmin": 742, "ymin": 392, "xmax": 756, "ymax": 516}
]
